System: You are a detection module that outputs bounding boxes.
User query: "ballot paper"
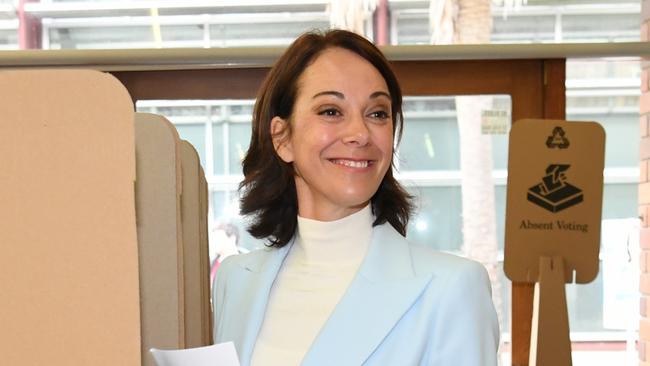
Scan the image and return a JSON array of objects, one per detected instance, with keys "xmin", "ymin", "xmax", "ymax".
[{"xmin": 150, "ymin": 342, "xmax": 240, "ymax": 366}]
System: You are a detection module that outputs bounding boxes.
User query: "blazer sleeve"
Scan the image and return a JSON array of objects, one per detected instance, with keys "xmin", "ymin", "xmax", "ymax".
[
  {"xmin": 425, "ymin": 260, "xmax": 500, "ymax": 366},
  {"xmin": 211, "ymin": 257, "xmax": 232, "ymax": 344}
]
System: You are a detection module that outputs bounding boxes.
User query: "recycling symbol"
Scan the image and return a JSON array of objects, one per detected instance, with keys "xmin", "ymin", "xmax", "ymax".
[{"xmin": 546, "ymin": 126, "xmax": 570, "ymax": 149}]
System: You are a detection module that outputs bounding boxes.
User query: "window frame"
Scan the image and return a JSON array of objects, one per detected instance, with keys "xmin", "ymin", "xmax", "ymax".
[{"xmin": 110, "ymin": 57, "xmax": 566, "ymax": 365}]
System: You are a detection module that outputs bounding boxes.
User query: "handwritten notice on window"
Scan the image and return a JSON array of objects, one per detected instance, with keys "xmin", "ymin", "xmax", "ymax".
[{"xmin": 481, "ymin": 109, "xmax": 510, "ymax": 135}]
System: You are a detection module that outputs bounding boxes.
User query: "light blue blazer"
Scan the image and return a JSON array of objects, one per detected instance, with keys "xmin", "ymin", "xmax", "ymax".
[{"xmin": 213, "ymin": 222, "xmax": 499, "ymax": 366}]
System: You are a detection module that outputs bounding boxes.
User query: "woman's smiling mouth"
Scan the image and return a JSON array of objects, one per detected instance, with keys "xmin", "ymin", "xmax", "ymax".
[{"xmin": 329, "ymin": 159, "xmax": 373, "ymax": 168}]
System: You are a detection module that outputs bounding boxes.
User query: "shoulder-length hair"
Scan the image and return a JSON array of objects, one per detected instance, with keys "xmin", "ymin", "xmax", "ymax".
[{"xmin": 240, "ymin": 29, "xmax": 413, "ymax": 247}]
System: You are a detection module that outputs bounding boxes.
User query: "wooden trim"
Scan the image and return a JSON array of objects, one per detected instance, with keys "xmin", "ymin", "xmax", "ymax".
[
  {"xmin": 110, "ymin": 68, "xmax": 269, "ymax": 102},
  {"xmin": 510, "ymin": 59, "xmax": 567, "ymax": 366},
  {"xmin": 543, "ymin": 59, "xmax": 567, "ymax": 120},
  {"xmin": 0, "ymin": 42, "xmax": 645, "ymax": 70}
]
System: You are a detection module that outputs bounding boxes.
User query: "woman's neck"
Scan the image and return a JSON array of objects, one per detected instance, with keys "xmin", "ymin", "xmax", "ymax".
[{"xmin": 295, "ymin": 204, "xmax": 373, "ymax": 264}]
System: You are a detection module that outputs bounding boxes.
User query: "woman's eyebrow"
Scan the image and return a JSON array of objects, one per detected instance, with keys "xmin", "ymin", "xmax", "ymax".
[
  {"xmin": 312, "ymin": 91, "xmax": 391, "ymax": 100},
  {"xmin": 370, "ymin": 91, "xmax": 391, "ymax": 99},
  {"xmin": 312, "ymin": 91, "xmax": 344, "ymax": 99}
]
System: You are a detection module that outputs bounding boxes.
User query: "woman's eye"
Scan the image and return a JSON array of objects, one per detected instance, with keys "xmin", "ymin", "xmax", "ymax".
[
  {"xmin": 318, "ymin": 108, "xmax": 341, "ymax": 117},
  {"xmin": 369, "ymin": 110, "xmax": 390, "ymax": 120}
]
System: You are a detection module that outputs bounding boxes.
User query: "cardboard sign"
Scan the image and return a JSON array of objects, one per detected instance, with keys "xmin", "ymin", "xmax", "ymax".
[
  {"xmin": 504, "ymin": 119, "xmax": 605, "ymax": 284},
  {"xmin": 0, "ymin": 70, "xmax": 141, "ymax": 365}
]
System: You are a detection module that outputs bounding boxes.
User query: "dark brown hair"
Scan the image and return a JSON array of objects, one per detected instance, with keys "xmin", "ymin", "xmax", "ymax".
[{"xmin": 239, "ymin": 29, "xmax": 413, "ymax": 247}]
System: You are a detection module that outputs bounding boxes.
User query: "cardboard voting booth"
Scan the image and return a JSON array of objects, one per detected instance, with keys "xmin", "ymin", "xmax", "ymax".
[
  {"xmin": 135, "ymin": 113, "xmax": 213, "ymax": 366},
  {"xmin": 180, "ymin": 140, "xmax": 212, "ymax": 348},
  {"xmin": 0, "ymin": 71, "xmax": 213, "ymax": 365},
  {"xmin": 504, "ymin": 119, "xmax": 605, "ymax": 366},
  {"xmin": 0, "ymin": 70, "xmax": 141, "ymax": 365},
  {"xmin": 135, "ymin": 113, "xmax": 186, "ymax": 366},
  {"xmin": 199, "ymin": 164, "xmax": 213, "ymax": 344}
]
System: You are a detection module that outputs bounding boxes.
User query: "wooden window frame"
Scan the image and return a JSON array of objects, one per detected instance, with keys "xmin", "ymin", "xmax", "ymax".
[{"xmin": 111, "ymin": 58, "xmax": 566, "ymax": 366}]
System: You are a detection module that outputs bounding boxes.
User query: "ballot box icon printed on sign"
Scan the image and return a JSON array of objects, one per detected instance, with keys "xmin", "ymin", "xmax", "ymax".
[{"xmin": 527, "ymin": 164, "xmax": 583, "ymax": 213}]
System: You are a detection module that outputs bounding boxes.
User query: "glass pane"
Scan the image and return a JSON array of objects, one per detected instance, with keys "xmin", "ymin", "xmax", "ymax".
[
  {"xmin": 495, "ymin": 186, "xmax": 506, "ymax": 251},
  {"xmin": 406, "ymin": 186, "xmax": 462, "ymax": 251},
  {"xmin": 567, "ymin": 262, "xmax": 605, "ymax": 331},
  {"xmin": 212, "ymin": 122, "xmax": 225, "ymax": 175},
  {"xmin": 602, "ymin": 184, "xmax": 638, "ymax": 219},
  {"xmin": 567, "ymin": 59, "xmax": 641, "ymax": 80},
  {"xmin": 209, "ymin": 20, "xmax": 329, "ymax": 47},
  {"xmin": 399, "ymin": 117, "xmax": 459, "ymax": 170},
  {"xmin": 0, "ymin": 28, "xmax": 17, "ymax": 47},
  {"xmin": 492, "ymin": 15, "xmax": 555, "ymax": 43},
  {"xmin": 228, "ymin": 123, "xmax": 251, "ymax": 175},
  {"xmin": 49, "ymin": 23, "xmax": 209, "ymax": 49},
  {"xmin": 390, "ymin": 0, "xmax": 639, "ymax": 46},
  {"xmin": 212, "ymin": 190, "xmax": 265, "ymax": 253},
  {"xmin": 174, "ymin": 124, "xmax": 206, "ymax": 168},
  {"xmin": 161, "ymin": 24, "xmax": 204, "ymax": 43},
  {"xmin": 48, "ymin": 26, "xmax": 155, "ymax": 49},
  {"xmin": 562, "ymin": 13, "xmax": 640, "ymax": 42},
  {"xmin": 212, "ymin": 190, "xmax": 227, "ymax": 221},
  {"xmin": 399, "ymin": 96, "xmax": 511, "ymax": 171},
  {"xmin": 565, "ymin": 115, "xmax": 639, "ymax": 167},
  {"xmin": 394, "ymin": 14, "xmax": 428, "ymax": 45}
]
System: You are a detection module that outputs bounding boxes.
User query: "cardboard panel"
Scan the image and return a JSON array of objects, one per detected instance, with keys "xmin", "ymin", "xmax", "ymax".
[
  {"xmin": 198, "ymin": 164, "xmax": 213, "ymax": 344},
  {"xmin": 504, "ymin": 119, "xmax": 605, "ymax": 284},
  {"xmin": 0, "ymin": 70, "xmax": 141, "ymax": 365},
  {"xmin": 179, "ymin": 140, "xmax": 208, "ymax": 348},
  {"xmin": 134, "ymin": 113, "xmax": 184, "ymax": 365}
]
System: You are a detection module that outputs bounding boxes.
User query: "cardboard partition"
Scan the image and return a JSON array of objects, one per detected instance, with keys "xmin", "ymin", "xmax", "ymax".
[
  {"xmin": 199, "ymin": 165, "xmax": 214, "ymax": 344},
  {"xmin": 180, "ymin": 140, "xmax": 211, "ymax": 348},
  {"xmin": 134, "ymin": 113, "xmax": 185, "ymax": 366},
  {"xmin": 198, "ymin": 165, "xmax": 213, "ymax": 344},
  {"xmin": 0, "ymin": 70, "xmax": 141, "ymax": 365}
]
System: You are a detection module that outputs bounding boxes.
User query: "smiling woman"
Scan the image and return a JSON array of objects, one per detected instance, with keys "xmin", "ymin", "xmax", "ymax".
[
  {"xmin": 271, "ymin": 47, "xmax": 395, "ymax": 222},
  {"xmin": 212, "ymin": 29, "xmax": 500, "ymax": 366},
  {"xmin": 239, "ymin": 29, "xmax": 411, "ymax": 248}
]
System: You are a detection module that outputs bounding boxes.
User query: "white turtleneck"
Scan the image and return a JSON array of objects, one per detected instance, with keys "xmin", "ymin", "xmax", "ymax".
[{"xmin": 249, "ymin": 205, "xmax": 373, "ymax": 366}]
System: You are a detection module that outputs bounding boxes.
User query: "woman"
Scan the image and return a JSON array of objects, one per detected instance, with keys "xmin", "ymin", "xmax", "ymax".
[{"xmin": 212, "ymin": 29, "xmax": 499, "ymax": 366}]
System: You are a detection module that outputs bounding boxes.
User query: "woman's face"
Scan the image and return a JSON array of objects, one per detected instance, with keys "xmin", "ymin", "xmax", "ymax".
[{"xmin": 272, "ymin": 47, "xmax": 394, "ymax": 221}]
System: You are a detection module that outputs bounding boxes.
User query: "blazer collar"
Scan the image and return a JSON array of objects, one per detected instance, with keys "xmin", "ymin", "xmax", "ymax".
[
  {"xmin": 229, "ymin": 240, "xmax": 294, "ymax": 366},
  {"xmin": 230, "ymin": 223, "xmax": 432, "ymax": 366},
  {"xmin": 301, "ymin": 223, "xmax": 433, "ymax": 366}
]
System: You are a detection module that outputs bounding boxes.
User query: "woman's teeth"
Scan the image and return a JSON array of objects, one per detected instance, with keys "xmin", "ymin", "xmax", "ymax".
[{"xmin": 331, "ymin": 159, "xmax": 369, "ymax": 168}]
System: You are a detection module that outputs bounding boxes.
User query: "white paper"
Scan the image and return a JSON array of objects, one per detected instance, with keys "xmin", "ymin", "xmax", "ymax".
[{"xmin": 150, "ymin": 342, "xmax": 240, "ymax": 366}]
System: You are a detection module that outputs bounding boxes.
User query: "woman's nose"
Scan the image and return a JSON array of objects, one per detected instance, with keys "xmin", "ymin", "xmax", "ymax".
[{"xmin": 342, "ymin": 114, "xmax": 370, "ymax": 146}]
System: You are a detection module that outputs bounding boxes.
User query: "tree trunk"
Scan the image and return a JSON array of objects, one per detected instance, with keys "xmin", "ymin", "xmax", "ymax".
[{"xmin": 430, "ymin": 0, "xmax": 504, "ymax": 361}]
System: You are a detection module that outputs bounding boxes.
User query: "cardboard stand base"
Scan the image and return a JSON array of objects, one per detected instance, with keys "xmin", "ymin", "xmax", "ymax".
[{"xmin": 529, "ymin": 256, "xmax": 572, "ymax": 366}]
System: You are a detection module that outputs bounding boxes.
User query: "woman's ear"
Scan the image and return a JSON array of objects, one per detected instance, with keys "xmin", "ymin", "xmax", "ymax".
[{"xmin": 271, "ymin": 116, "xmax": 294, "ymax": 163}]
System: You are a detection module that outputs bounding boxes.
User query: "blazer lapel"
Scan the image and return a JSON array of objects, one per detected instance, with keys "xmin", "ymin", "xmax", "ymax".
[
  {"xmin": 225, "ymin": 242, "xmax": 293, "ymax": 366},
  {"xmin": 301, "ymin": 224, "xmax": 433, "ymax": 366}
]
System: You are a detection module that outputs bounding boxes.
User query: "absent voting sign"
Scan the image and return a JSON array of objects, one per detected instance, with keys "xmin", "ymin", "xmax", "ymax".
[{"xmin": 504, "ymin": 119, "xmax": 605, "ymax": 284}]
